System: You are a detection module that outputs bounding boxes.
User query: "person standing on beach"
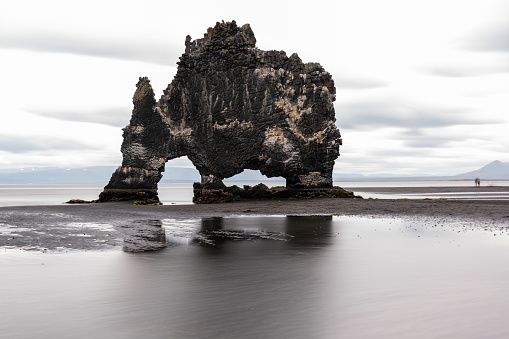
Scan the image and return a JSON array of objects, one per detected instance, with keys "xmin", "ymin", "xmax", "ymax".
[{"xmin": 478, "ymin": 178, "xmax": 481, "ymax": 187}]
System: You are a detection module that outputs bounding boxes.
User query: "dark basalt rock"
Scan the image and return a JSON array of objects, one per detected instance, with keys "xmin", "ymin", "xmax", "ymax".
[
  {"xmin": 192, "ymin": 183, "xmax": 359, "ymax": 204},
  {"xmin": 100, "ymin": 20, "xmax": 347, "ymax": 204},
  {"xmin": 66, "ymin": 199, "xmax": 93, "ymax": 204}
]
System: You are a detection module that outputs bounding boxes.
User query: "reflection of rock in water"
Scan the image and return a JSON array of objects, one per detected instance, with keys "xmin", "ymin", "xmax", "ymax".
[
  {"xmin": 193, "ymin": 217, "xmax": 293, "ymax": 246},
  {"xmin": 118, "ymin": 220, "xmax": 166, "ymax": 252},
  {"xmin": 284, "ymin": 215, "xmax": 334, "ymax": 248},
  {"xmin": 118, "ymin": 216, "xmax": 332, "ymax": 251}
]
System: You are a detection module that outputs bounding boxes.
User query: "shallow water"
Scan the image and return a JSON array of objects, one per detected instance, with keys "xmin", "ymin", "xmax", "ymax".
[
  {"xmin": 0, "ymin": 183, "xmax": 195, "ymax": 207},
  {"xmin": 351, "ymin": 190, "xmax": 509, "ymax": 200},
  {"xmin": 1, "ymin": 180, "xmax": 509, "ymax": 207},
  {"xmin": 2, "ymin": 216, "xmax": 509, "ymax": 338}
]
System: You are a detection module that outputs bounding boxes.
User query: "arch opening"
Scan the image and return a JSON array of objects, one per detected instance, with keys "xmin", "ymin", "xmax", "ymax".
[
  {"xmin": 158, "ymin": 157, "xmax": 199, "ymax": 205},
  {"xmin": 224, "ymin": 170, "xmax": 285, "ymax": 187}
]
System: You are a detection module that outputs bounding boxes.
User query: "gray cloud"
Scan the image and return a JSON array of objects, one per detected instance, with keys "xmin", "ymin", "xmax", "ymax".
[
  {"xmin": 0, "ymin": 136, "xmax": 98, "ymax": 154},
  {"xmin": 337, "ymin": 101, "xmax": 500, "ymax": 130},
  {"xmin": 399, "ymin": 129, "xmax": 453, "ymax": 149},
  {"xmin": 368, "ymin": 148, "xmax": 431, "ymax": 158},
  {"xmin": 28, "ymin": 107, "xmax": 131, "ymax": 127},
  {"xmin": 425, "ymin": 60, "xmax": 509, "ymax": 78},
  {"xmin": 335, "ymin": 77, "xmax": 387, "ymax": 90},
  {"xmin": 425, "ymin": 14, "xmax": 509, "ymax": 78},
  {"xmin": 402, "ymin": 137, "xmax": 450, "ymax": 149},
  {"xmin": 426, "ymin": 66, "xmax": 481, "ymax": 78},
  {"xmin": 0, "ymin": 31, "xmax": 180, "ymax": 65},
  {"xmin": 465, "ymin": 22, "xmax": 509, "ymax": 53}
]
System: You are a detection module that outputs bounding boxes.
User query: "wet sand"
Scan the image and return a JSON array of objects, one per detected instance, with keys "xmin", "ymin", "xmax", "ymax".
[
  {"xmin": 344, "ymin": 185, "xmax": 509, "ymax": 195},
  {"xmin": 1, "ymin": 186, "xmax": 508, "ymax": 251},
  {"xmin": 1, "ymin": 186, "xmax": 508, "ymax": 223}
]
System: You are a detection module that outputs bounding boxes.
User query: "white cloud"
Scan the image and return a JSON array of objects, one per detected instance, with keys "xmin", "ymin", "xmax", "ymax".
[
  {"xmin": 1, "ymin": 49, "xmax": 176, "ymax": 125},
  {"xmin": 1, "ymin": 0, "xmax": 508, "ymax": 176},
  {"xmin": 0, "ymin": 109, "xmax": 122, "ymax": 168},
  {"xmin": 0, "ymin": 30, "xmax": 180, "ymax": 66}
]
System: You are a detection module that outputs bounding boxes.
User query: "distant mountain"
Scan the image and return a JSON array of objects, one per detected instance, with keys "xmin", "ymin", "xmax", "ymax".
[
  {"xmin": 453, "ymin": 160, "xmax": 509, "ymax": 180},
  {"xmin": 1, "ymin": 161, "xmax": 507, "ymax": 184},
  {"xmin": 224, "ymin": 169, "xmax": 283, "ymax": 183},
  {"xmin": 162, "ymin": 168, "xmax": 283, "ymax": 183},
  {"xmin": 333, "ymin": 160, "xmax": 509, "ymax": 181},
  {"xmin": 0, "ymin": 166, "xmax": 203, "ymax": 184},
  {"xmin": 0, "ymin": 166, "xmax": 275, "ymax": 184},
  {"xmin": 160, "ymin": 167, "xmax": 200, "ymax": 182}
]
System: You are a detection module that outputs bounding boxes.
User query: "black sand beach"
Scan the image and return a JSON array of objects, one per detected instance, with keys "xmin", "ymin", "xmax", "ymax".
[
  {"xmin": 1, "ymin": 186, "xmax": 509, "ymax": 252},
  {"xmin": 3, "ymin": 185, "xmax": 509, "ymax": 222},
  {"xmin": 2, "ymin": 186, "xmax": 509, "ymax": 223}
]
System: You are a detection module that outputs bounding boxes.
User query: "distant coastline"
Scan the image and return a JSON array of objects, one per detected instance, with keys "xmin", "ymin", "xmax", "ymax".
[{"xmin": 0, "ymin": 160, "xmax": 508, "ymax": 184}]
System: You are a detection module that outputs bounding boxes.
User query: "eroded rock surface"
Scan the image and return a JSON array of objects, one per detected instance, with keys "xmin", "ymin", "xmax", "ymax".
[
  {"xmin": 193, "ymin": 183, "xmax": 358, "ymax": 204},
  {"xmin": 100, "ymin": 20, "xmax": 343, "ymax": 203}
]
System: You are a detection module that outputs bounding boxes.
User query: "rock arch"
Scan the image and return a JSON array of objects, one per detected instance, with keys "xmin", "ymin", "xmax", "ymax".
[{"xmin": 99, "ymin": 21, "xmax": 346, "ymax": 203}]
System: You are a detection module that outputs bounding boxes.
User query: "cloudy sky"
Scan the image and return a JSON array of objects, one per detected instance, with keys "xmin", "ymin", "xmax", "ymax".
[{"xmin": 1, "ymin": 0, "xmax": 508, "ymax": 176}]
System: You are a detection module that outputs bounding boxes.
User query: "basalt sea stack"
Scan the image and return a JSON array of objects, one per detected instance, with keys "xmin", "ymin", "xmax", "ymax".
[{"xmin": 99, "ymin": 21, "xmax": 355, "ymax": 203}]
